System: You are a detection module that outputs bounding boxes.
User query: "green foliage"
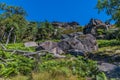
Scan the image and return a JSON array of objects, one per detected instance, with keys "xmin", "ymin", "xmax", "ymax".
[
  {"xmin": 116, "ymin": 31, "xmax": 120, "ymax": 40},
  {"xmin": 96, "ymin": 0, "xmax": 120, "ymax": 26},
  {"xmin": 0, "ymin": 3, "xmax": 26, "ymax": 17},
  {"xmin": 0, "ymin": 43, "xmax": 35, "ymax": 77},
  {"xmin": 96, "ymin": 72, "xmax": 107, "ymax": 80},
  {"xmin": 62, "ymin": 26, "xmax": 83, "ymax": 34},
  {"xmin": 0, "ymin": 43, "xmax": 100, "ymax": 79},
  {"xmin": 0, "ymin": 52, "xmax": 35, "ymax": 77},
  {"xmin": 97, "ymin": 29, "xmax": 105, "ymax": 35},
  {"xmin": 37, "ymin": 21, "xmax": 62, "ymax": 40},
  {"xmin": 5, "ymin": 43, "xmax": 35, "ymax": 51},
  {"xmin": 0, "ymin": 3, "xmax": 38, "ymax": 42},
  {"xmin": 104, "ymin": 30, "xmax": 117, "ymax": 40},
  {"xmin": 39, "ymin": 55, "xmax": 99, "ymax": 78},
  {"xmin": 22, "ymin": 22, "xmax": 38, "ymax": 42},
  {"xmin": 97, "ymin": 40, "xmax": 120, "ymax": 47}
]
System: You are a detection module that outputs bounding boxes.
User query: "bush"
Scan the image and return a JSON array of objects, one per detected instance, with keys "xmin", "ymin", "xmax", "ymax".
[
  {"xmin": 0, "ymin": 43, "xmax": 35, "ymax": 77},
  {"xmin": 96, "ymin": 72, "xmax": 107, "ymax": 80},
  {"xmin": 97, "ymin": 29, "xmax": 105, "ymax": 35},
  {"xmin": 39, "ymin": 55, "xmax": 99, "ymax": 78},
  {"xmin": 116, "ymin": 31, "xmax": 120, "ymax": 40},
  {"xmin": 0, "ymin": 52, "xmax": 35, "ymax": 77}
]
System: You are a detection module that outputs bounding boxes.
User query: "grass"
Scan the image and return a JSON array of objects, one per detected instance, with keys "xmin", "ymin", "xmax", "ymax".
[
  {"xmin": 97, "ymin": 39, "xmax": 120, "ymax": 48},
  {"xmin": 97, "ymin": 40, "xmax": 120, "ymax": 55},
  {"xmin": 9, "ymin": 72, "xmax": 85, "ymax": 80},
  {"xmin": 4, "ymin": 43, "xmax": 35, "ymax": 52},
  {"xmin": 2, "ymin": 39, "xmax": 119, "ymax": 80},
  {"xmin": 98, "ymin": 46, "xmax": 120, "ymax": 55}
]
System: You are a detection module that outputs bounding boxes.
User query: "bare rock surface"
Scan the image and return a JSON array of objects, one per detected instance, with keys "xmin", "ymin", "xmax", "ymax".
[
  {"xmin": 24, "ymin": 41, "xmax": 38, "ymax": 47},
  {"xmin": 83, "ymin": 18, "xmax": 111, "ymax": 38},
  {"xmin": 98, "ymin": 62, "xmax": 120, "ymax": 79},
  {"xmin": 36, "ymin": 34, "xmax": 98, "ymax": 56}
]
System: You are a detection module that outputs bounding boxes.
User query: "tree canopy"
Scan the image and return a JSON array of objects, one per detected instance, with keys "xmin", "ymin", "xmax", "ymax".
[{"xmin": 96, "ymin": 0, "xmax": 120, "ymax": 26}]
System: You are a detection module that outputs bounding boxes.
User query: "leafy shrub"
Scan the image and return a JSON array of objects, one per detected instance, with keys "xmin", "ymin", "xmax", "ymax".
[
  {"xmin": 36, "ymin": 21, "xmax": 62, "ymax": 40},
  {"xmin": 39, "ymin": 55, "xmax": 99, "ymax": 78},
  {"xmin": 5, "ymin": 43, "xmax": 35, "ymax": 52},
  {"xmin": 0, "ymin": 43, "xmax": 35, "ymax": 77},
  {"xmin": 116, "ymin": 31, "xmax": 120, "ymax": 40},
  {"xmin": 97, "ymin": 29, "xmax": 105, "ymax": 35},
  {"xmin": 105, "ymin": 30, "xmax": 117, "ymax": 40},
  {"xmin": 96, "ymin": 72, "xmax": 107, "ymax": 80},
  {"xmin": 0, "ymin": 52, "xmax": 35, "ymax": 77}
]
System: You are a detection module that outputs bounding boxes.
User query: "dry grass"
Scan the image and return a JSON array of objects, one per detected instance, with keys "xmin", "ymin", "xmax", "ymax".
[
  {"xmin": 5, "ymin": 72, "xmax": 85, "ymax": 80},
  {"xmin": 31, "ymin": 71, "xmax": 85, "ymax": 80},
  {"xmin": 98, "ymin": 46, "xmax": 120, "ymax": 55}
]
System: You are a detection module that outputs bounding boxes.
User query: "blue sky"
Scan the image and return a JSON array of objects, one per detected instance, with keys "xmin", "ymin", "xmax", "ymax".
[{"xmin": 0, "ymin": 0, "xmax": 110, "ymax": 25}]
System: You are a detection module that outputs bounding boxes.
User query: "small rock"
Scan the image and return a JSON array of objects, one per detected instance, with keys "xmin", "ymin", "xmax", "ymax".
[
  {"xmin": 115, "ymin": 50, "xmax": 120, "ymax": 54},
  {"xmin": 98, "ymin": 62, "xmax": 117, "ymax": 72},
  {"xmin": 24, "ymin": 41, "xmax": 38, "ymax": 47}
]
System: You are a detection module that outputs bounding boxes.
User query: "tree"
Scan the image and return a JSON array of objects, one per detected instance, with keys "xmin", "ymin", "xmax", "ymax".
[
  {"xmin": 0, "ymin": 3, "xmax": 28, "ymax": 43},
  {"xmin": 23, "ymin": 22, "xmax": 37, "ymax": 41},
  {"xmin": 0, "ymin": 3, "xmax": 26, "ymax": 18},
  {"xmin": 96, "ymin": 0, "xmax": 120, "ymax": 26},
  {"xmin": 37, "ymin": 21, "xmax": 61, "ymax": 40}
]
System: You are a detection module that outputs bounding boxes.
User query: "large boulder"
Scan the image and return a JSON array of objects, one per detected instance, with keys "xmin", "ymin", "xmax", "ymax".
[
  {"xmin": 58, "ymin": 34, "xmax": 98, "ymax": 54},
  {"xmin": 36, "ymin": 34, "xmax": 98, "ymax": 56},
  {"xmin": 36, "ymin": 41, "xmax": 64, "ymax": 54}
]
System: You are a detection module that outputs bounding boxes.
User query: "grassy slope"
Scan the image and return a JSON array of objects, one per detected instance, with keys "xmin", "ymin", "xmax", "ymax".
[{"xmin": 1, "ymin": 39, "xmax": 120, "ymax": 80}]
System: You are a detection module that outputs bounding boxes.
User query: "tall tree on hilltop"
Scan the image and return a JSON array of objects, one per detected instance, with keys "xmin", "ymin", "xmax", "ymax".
[
  {"xmin": 0, "ymin": 3, "xmax": 26, "ymax": 18},
  {"xmin": 96, "ymin": 0, "xmax": 120, "ymax": 26},
  {"xmin": 0, "ymin": 3, "xmax": 37, "ymax": 43}
]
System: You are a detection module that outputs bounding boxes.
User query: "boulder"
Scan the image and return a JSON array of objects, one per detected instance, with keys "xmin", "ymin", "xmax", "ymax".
[
  {"xmin": 98, "ymin": 62, "xmax": 117, "ymax": 72},
  {"xmin": 58, "ymin": 34, "xmax": 98, "ymax": 55},
  {"xmin": 36, "ymin": 41, "xmax": 64, "ymax": 54},
  {"xmin": 98, "ymin": 62, "xmax": 120, "ymax": 79},
  {"xmin": 24, "ymin": 41, "xmax": 38, "ymax": 47},
  {"xmin": 36, "ymin": 34, "xmax": 98, "ymax": 56}
]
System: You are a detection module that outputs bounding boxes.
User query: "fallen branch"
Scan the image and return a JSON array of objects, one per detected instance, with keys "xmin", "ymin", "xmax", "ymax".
[
  {"xmin": 0, "ymin": 43, "xmax": 7, "ymax": 50},
  {"xmin": 0, "ymin": 42, "xmax": 65, "ymax": 58}
]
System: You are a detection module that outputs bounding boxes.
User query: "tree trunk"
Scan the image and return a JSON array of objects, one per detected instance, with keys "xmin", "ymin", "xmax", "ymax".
[
  {"xmin": 14, "ymin": 35, "xmax": 16, "ymax": 44},
  {"xmin": 6, "ymin": 27, "xmax": 14, "ymax": 46}
]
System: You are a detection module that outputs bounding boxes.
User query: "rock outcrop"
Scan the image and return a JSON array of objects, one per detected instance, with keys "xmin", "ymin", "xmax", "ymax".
[
  {"xmin": 36, "ymin": 41, "xmax": 64, "ymax": 55},
  {"xmin": 36, "ymin": 33, "xmax": 98, "ymax": 56},
  {"xmin": 83, "ymin": 18, "xmax": 111, "ymax": 38},
  {"xmin": 98, "ymin": 62, "xmax": 120, "ymax": 79}
]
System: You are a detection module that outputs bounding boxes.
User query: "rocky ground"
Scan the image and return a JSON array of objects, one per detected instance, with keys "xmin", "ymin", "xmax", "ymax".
[{"xmin": 91, "ymin": 46, "xmax": 120, "ymax": 80}]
